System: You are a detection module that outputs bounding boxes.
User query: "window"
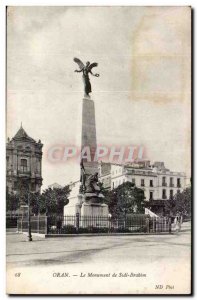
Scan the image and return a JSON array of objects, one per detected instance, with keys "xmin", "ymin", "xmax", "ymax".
[
  {"xmin": 112, "ymin": 182, "xmax": 114, "ymax": 189},
  {"xmin": 21, "ymin": 159, "xmax": 27, "ymax": 172},
  {"xmin": 177, "ymin": 178, "xmax": 181, "ymax": 187},
  {"xmin": 132, "ymin": 178, "xmax": 135, "ymax": 184},
  {"xmin": 6, "ymin": 156, "xmax": 9, "ymax": 168},
  {"xmin": 162, "ymin": 177, "xmax": 166, "ymax": 186},
  {"xmin": 31, "ymin": 183, "xmax": 36, "ymax": 191},
  {"xmin": 162, "ymin": 189, "xmax": 167, "ymax": 199},
  {"xmin": 141, "ymin": 179, "xmax": 145, "ymax": 187},
  {"xmin": 170, "ymin": 177, "xmax": 174, "ymax": 187},
  {"xmin": 170, "ymin": 189, "xmax": 174, "ymax": 200},
  {"xmin": 13, "ymin": 181, "xmax": 17, "ymax": 190},
  {"xmin": 149, "ymin": 191, "xmax": 153, "ymax": 200},
  {"xmin": 150, "ymin": 180, "xmax": 153, "ymax": 187}
]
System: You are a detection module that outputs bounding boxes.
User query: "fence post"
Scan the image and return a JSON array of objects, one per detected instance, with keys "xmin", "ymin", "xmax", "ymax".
[
  {"xmin": 21, "ymin": 216, "xmax": 23, "ymax": 233},
  {"xmin": 37, "ymin": 215, "xmax": 40, "ymax": 233},
  {"xmin": 153, "ymin": 217, "xmax": 155, "ymax": 233},
  {"xmin": 17, "ymin": 218, "xmax": 19, "ymax": 232},
  {"xmin": 146, "ymin": 218, "xmax": 149, "ymax": 233},
  {"xmin": 169, "ymin": 217, "xmax": 172, "ymax": 234},
  {"xmin": 76, "ymin": 213, "xmax": 79, "ymax": 233},
  {"xmin": 45, "ymin": 216, "xmax": 48, "ymax": 235}
]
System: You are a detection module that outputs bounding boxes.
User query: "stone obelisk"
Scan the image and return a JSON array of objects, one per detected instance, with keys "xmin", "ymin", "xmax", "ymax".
[
  {"xmin": 78, "ymin": 97, "xmax": 108, "ymax": 217},
  {"xmin": 81, "ymin": 97, "xmax": 98, "ymax": 175},
  {"xmin": 64, "ymin": 58, "xmax": 108, "ymax": 218}
]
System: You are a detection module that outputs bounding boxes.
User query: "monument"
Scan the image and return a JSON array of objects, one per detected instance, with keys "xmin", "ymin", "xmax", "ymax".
[{"xmin": 64, "ymin": 58, "xmax": 108, "ymax": 218}]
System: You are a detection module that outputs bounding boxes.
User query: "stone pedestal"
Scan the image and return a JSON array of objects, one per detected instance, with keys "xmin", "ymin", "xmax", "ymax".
[
  {"xmin": 81, "ymin": 202, "xmax": 108, "ymax": 217},
  {"xmin": 80, "ymin": 202, "xmax": 109, "ymax": 228}
]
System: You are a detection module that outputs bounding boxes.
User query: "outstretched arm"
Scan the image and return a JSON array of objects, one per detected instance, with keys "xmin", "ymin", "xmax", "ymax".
[
  {"xmin": 75, "ymin": 69, "xmax": 83, "ymax": 73},
  {"xmin": 90, "ymin": 70, "xmax": 99, "ymax": 77}
]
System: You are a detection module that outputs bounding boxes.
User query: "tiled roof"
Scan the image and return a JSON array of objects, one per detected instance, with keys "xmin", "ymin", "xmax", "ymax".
[{"xmin": 12, "ymin": 125, "xmax": 36, "ymax": 142}]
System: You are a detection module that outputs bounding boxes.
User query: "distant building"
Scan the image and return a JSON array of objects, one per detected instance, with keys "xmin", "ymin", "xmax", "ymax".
[
  {"xmin": 65, "ymin": 160, "xmax": 187, "ymax": 216},
  {"xmin": 99, "ymin": 160, "xmax": 186, "ymax": 215},
  {"xmin": 48, "ymin": 183, "xmax": 63, "ymax": 189},
  {"xmin": 98, "ymin": 162, "xmax": 111, "ymax": 190},
  {"xmin": 6, "ymin": 125, "xmax": 43, "ymax": 198}
]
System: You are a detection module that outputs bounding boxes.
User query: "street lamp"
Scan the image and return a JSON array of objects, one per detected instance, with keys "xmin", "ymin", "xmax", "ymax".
[
  {"xmin": 27, "ymin": 190, "xmax": 32, "ymax": 242},
  {"xmin": 19, "ymin": 177, "xmax": 33, "ymax": 242}
]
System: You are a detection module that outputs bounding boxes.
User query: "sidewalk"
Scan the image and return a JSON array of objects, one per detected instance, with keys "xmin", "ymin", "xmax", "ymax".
[{"xmin": 6, "ymin": 222, "xmax": 191, "ymax": 294}]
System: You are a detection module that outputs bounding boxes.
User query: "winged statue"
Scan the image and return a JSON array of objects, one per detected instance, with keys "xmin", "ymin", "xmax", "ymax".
[{"xmin": 73, "ymin": 57, "xmax": 99, "ymax": 97}]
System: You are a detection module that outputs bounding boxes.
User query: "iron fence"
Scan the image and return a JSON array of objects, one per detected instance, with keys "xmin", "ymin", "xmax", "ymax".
[
  {"xmin": 6, "ymin": 216, "xmax": 18, "ymax": 228},
  {"xmin": 47, "ymin": 214, "xmax": 172, "ymax": 234},
  {"xmin": 17, "ymin": 214, "xmax": 173, "ymax": 235},
  {"xmin": 17, "ymin": 216, "xmax": 47, "ymax": 234}
]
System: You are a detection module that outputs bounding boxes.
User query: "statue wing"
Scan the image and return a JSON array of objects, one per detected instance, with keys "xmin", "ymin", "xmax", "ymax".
[
  {"xmin": 88, "ymin": 62, "xmax": 98, "ymax": 71},
  {"xmin": 73, "ymin": 57, "xmax": 84, "ymax": 70}
]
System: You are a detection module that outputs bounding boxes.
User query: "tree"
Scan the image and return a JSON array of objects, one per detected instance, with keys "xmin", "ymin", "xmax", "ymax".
[
  {"xmin": 29, "ymin": 192, "xmax": 42, "ymax": 215},
  {"xmin": 104, "ymin": 182, "xmax": 145, "ymax": 218},
  {"xmin": 6, "ymin": 189, "xmax": 20, "ymax": 215},
  {"xmin": 40, "ymin": 185, "xmax": 71, "ymax": 215},
  {"xmin": 165, "ymin": 187, "xmax": 191, "ymax": 217}
]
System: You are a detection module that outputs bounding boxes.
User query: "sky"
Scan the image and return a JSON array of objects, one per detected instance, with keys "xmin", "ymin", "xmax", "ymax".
[{"xmin": 7, "ymin": 6, "xmax": 191, "ymax": 189}]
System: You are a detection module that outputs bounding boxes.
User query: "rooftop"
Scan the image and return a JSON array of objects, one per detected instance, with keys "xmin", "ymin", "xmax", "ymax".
[{"xmin": 11, "ymin": 124, "xmax": 36, "ymax": 143}]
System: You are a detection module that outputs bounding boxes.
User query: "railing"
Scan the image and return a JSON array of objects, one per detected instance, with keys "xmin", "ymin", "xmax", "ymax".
[
  {"xmin": 162, "ymin": 182, "xmax": 167, "ymax": 186},
  {"xmin": 6, "ymin": 216, "xmax": 18, "ymax": 228},
  {"xmin": 47, "ymin": 214, "xmax": 171, "ymax": 234},
  {"xmin": 17, "ymin": 216, "xmax": 47, "ymax": 234},
  {"xmin": 17, "ymin": 215, "xmax": 173, "ymax": 235}
]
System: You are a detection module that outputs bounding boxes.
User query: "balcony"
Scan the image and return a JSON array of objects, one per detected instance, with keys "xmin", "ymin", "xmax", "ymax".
[
  {"xmin": 162, "ymin": 182, "xmax": 167, "ymax": 187},
  {"xmin": 18, "ymin": 168, "xmax": 31, "ymax": 177},
  {"xmin": 177, "ymin": 183, "xmax": 181, "ymax": 188},
  {"xmin": 170, "ymin": 183, "xmax": 174, "ymax": 187}
]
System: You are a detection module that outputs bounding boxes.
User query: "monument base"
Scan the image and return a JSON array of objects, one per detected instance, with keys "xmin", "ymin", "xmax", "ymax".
[
  {"xmin": 81, "ymin": 202, "xmax": 108, "ymax": 217},
  {"xmin": 80, "ymin": 202, "xmax": 109, "ymax": 228}
]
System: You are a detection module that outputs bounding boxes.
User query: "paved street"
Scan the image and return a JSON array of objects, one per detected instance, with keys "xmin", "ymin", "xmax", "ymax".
[{"xmin": 6, "ymin": 222, "xmax": 191, "ymax": 294}]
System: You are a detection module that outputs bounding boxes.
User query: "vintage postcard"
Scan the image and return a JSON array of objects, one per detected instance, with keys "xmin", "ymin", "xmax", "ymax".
[{"xmin": 6, "ymin": 6, "xmax": 192, "ymax": 295}]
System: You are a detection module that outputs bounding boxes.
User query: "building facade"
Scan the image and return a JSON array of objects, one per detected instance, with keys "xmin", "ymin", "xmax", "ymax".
[
  {"xmin": 6, "ymin": 125, "xmax": 43, "ymax": 198},
  {"xmin": 99, "ymin": 160, "xmax": 186, "ymax": 214}
]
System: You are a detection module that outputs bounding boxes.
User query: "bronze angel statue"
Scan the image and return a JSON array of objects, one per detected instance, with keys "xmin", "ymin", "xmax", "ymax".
[{"xmin": 73, "ymin": 58, "xmax": 99, "ymax": 97}]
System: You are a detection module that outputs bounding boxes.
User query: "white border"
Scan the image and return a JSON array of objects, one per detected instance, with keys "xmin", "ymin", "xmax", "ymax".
[{"xmin": 0, "ymin": 1, "xmax": 195, "ymax": 299}]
